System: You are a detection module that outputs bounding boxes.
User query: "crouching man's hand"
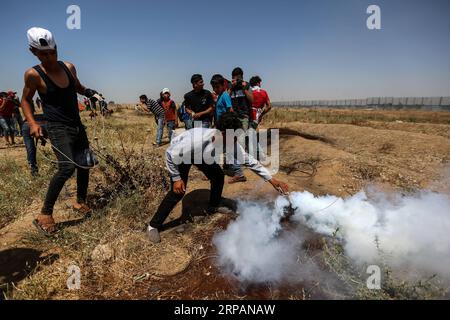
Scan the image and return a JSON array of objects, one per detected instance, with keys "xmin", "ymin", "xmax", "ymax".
[
  {"xmin": 173, "ymin": 180, "xmax": 186, "ymax": 195},
  {"xmin": 269, "ymin": 178, "xmax": 289, "ymax": 195}
]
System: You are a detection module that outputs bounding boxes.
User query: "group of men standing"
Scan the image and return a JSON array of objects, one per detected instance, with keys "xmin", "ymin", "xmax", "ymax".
[
  {"xmin": 181, "ymin": 68, "xmax": 272, "ymax": 132},
  {"xmin": 140, "ymin": 68, "xmax": 272, "ymax": 184}
]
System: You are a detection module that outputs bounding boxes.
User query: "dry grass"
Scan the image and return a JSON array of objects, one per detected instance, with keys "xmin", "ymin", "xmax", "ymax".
[
  {"xmin": 2, "ymin": 108, "xmax": 173, "ymax": 299},
  {"xmin": 265, "ymin": 107, "xmax": 450, "ymax": 125},
  {"xmin": 321, "ymin": 234, "xmax": 447, "ymax": 300},
  {"xmin": 0, "ymin": 156, "xmax": 53, "ymax": 228}
]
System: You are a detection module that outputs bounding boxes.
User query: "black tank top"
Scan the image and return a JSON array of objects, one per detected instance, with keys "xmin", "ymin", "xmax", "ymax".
[{"xmin": 33, "ymin": 61, "xmax": 81, "ymax": 126}]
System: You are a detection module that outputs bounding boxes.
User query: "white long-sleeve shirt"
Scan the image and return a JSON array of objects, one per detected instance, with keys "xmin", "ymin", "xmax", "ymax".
[{"xmin": 166, "ymin": 128, "xmax": 273, "ymax": 182}]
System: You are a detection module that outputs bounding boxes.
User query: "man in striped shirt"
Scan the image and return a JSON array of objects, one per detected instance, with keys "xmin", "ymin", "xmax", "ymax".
[{"xmin": 140, "ymin": 94, "xmax": 166, "ymax": 146}]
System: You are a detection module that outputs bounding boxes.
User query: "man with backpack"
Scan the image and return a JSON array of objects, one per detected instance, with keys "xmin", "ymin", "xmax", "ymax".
[{"xmin": 177, "ymin": 101, "xmax": 193, "ymax": 130}]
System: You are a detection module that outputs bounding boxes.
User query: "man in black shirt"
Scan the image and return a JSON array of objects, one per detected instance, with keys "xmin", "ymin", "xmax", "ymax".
[
  {"xmin": 183, "ymin": 74, "xmax": 214, "ymax": 128},
  {"xmin": 21, "ymin": 27, "xmax": 99, "ymax": 235}
]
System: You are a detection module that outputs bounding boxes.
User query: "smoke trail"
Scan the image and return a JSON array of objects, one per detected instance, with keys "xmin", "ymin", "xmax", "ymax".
[
  {"xmin": 213, "ymin": 190, "xmax": 450, "ymax": 283},
  {"xmin": 290, "ymin": 190, "xmax": 450, "ymax": 277}
]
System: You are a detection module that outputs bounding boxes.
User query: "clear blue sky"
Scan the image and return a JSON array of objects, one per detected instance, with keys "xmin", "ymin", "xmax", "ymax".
[{"xmin": 1, "ymin": 0, "xmax": 449, "ymax": 103}]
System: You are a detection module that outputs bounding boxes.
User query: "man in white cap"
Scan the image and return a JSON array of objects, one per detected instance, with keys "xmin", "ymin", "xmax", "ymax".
[
  {"xmin": 158, "ymin": 88, "xmax": 178, "ymax": 142},
  {"xmin": 21, "ymin": 27, "xmax": 100, "ymax": 235}
]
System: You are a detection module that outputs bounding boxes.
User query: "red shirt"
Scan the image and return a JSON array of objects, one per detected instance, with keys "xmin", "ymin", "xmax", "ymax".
[
  {"xmin": 0, "ymin": 97, "xmax": 15, "ymax": 118},
  {"xmin": 162, "ymin": 99, "xmax": 177, "ymax": 121},
  {"xmin": 252, "ymin": 87, "xmax": 270, "ymax": 109}
]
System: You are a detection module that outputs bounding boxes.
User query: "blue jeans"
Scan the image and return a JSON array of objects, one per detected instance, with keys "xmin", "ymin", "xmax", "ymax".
[
  {"xmin": 13, "ymin": 109, "xmax": 24, "ymax": 136},
  {"xmin": 184, "ymin": 119, "xmax": 193, "ymax": 130},
  {"xmin": 166, "ymin": 120, "xmax": 176, "ymax": 142},
  {"xmin": 0, "ymin": 117, "xmax": 14, "ymax": 136},
  {"xmin": 156, "ymin": 117, "xmax": 165, "ymax": 145},
  {"xmin": 22, "ymin": 121, "xmax": 48, "ymax": 171}
]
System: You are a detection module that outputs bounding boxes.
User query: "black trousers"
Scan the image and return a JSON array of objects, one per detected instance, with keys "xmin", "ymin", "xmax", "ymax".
[
  {"xmin": 41, "ymin": 122, "xmax": 90, "ymax": 215},
  {"xmin": 149, "ymin": 163, "xmax": 224, "ymax": 230}
]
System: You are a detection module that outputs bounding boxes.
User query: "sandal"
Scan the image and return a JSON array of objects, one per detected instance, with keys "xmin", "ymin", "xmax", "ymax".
[
  {"xmin": 33, "ymin": 215, "xmax": 57, "ymax": 236},
  {"xmin": 72, "ymin": 203, "xmax": 93, "ymax": 216},
  {"xmin": 228, "ymin": 176, "xmax": 247, "ymax": 184}
]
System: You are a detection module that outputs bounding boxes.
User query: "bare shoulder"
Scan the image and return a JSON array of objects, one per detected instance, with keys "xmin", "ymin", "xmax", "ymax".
[
  {"xmin": 63, "ymin": 61, "xmax": 76, "ymax": 70},
  {"xmin": 25, "ymin": 67, "xmax": 39, "ymax": 77},
  {"xmin": 24, "ymin": 67, "xmax": 40, "ymax": 83}
]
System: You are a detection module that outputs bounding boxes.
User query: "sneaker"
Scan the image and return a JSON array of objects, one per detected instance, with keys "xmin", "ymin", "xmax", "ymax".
[{"xmin": 146, "ymin": 226, "xmax": 161, "ymax": 243}]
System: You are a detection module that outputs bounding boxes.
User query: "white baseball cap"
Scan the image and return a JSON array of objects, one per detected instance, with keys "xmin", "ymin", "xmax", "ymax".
[
  {"xmin": 162, "ymin": 88, "xmax": 170, "ymax": 94},
  {"xmin": 27, "ymin": 27, "xmax": 56, "ymax": 50}
]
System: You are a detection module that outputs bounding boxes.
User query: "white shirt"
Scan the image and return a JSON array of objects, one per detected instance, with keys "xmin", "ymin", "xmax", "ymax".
[{"xmin": 166, "ymin": 128, "xmax": 272, "ymax": 182}]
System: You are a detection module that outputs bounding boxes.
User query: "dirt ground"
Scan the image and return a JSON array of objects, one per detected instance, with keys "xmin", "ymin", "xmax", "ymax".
[{"xmin": 0, "ymin": 107, "xmax": 449, "ymax": 300}]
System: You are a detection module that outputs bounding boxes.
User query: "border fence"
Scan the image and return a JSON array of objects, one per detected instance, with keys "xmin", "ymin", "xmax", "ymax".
[{"xmin": 272, "ymin": 97, "xmax": 450, "ymax": 111}]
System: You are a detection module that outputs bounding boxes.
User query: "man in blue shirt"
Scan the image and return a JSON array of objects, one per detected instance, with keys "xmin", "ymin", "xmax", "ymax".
[
  {"xmin": 209, "ymin": 74, "xmax": 243, "ymax": 182},
  {"xmin": 210, "ymin": 74, "xmax": 233, "ymax": 128}
]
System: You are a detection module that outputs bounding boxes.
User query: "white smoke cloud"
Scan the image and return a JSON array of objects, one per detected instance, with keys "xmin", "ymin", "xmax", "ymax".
[
  {"xmin": 290, "ymin": 190, "xmax": 450, "ymax": 277},
  {"xmin": 213, "ymin": 197, "xmax": 321, "ymax": 283},
  {"xmin": 213, "ymin": 189, "xmax": 450, "ymax": 284}
]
